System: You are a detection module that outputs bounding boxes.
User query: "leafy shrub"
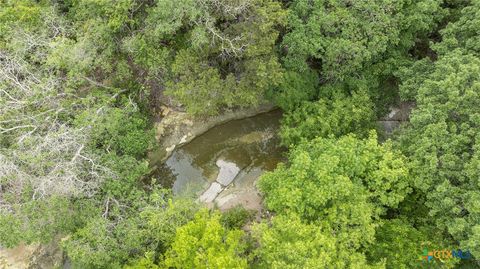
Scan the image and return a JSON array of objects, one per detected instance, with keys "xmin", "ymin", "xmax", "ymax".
[
  {"xmin": 280, "ymin": 89, "xmax": 375, "ymax": 147},
  {"xmin": 221, "ymin": 206, "xmax": 255, "ymax": 230}
]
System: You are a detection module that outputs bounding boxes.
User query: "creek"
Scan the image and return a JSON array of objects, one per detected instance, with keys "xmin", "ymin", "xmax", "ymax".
[{"xmin": 150, "ymin": 110, "xmax": 285, "ymax": 210}]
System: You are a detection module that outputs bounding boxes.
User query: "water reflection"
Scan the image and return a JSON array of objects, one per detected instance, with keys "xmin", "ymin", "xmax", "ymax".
[{"xmin": 152, "ymin": 110, "xmax": 285, "ymax": 196}]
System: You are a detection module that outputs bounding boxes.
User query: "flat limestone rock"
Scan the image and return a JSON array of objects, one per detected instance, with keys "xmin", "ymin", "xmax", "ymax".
[
  {"xmin": 216, "ymin": 189, "xmax": 263, "ymax": 212},
  {"xmin": 199, "ymin": 182, "xmax": 223, "ymax": 203},
  {"xmin": 215, "ymin": 159, "xmax": 240, "ymax": 186}
]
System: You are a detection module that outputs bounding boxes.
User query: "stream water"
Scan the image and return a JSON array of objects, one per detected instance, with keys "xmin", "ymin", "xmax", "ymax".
[{"xmin": 151, "ymin": 110, "xmax": 285, "ymax": 206}]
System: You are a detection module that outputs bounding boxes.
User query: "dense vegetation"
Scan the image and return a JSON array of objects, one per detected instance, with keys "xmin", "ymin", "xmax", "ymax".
[{"xmin": 1, "ymin": 0, "xmax": 479, "ymax": 268}]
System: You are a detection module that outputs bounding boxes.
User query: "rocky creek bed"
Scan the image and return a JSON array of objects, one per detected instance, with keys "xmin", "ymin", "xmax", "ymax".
[{"xmin": 150, "ymin": 109, "xmax": 285, "ymax": 212}]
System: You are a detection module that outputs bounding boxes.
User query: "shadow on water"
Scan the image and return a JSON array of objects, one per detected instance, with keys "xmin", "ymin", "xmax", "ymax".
[{"xmin": 150, "ymin": 109, "xmax": 286, "ymax": 196}]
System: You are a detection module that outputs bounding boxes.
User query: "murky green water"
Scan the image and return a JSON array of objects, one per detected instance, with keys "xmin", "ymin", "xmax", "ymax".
[{"xmin": 152, "ymin": 110, "xmax": 285, "ymax": 196}]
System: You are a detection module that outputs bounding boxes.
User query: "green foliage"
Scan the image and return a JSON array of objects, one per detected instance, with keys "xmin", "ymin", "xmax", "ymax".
[
  {"xmin": 278, "ymin": 0, "xmax": 444, "ymax": 120},
  {"xmin": 63, "ymin": 217, "xmax": 128, "ymax": 269},
  {"xmin": 282, "ymin": 0, "xmax": 444, "ymax": 81},
  {"xmin": 253, "ymin": 214, "xmax": 384, "ymax": 269},
  {"xmin": 63, "ymin": 191, "xmax": 198, "ymax": 268},
  {"xmin": 0, "ymin": 197, "xmax": 95, "ymax": 248},
  {"xmin": 125, "ymin": 253, "xmax": 160, "ymax": 269},
  {"xmin": 396, "ymin": 58, "xmax": 435, "ymax": 101},
  {"xmin": 100, "ymin": 154, "xmax": 149, "ymax": 199},
  {"xmin": 164, "ymin": 209, "xmax": 248, "ymax": 269},
  {"xmin": 165, "ymin": 50, "xmax": 237, "ymax": 115},
  {"xmin": 0, "ymin": 0, "xmax": 47, "ymax": 49},
  {"xmin": 272, "ymin": 70, "xmax": 319, "ymax": 111},
  {"xmin": 2, "ymin": 0, "xmax": 480, "ymax": 267},
  {"xmin": 259, "ymin": 132, "xmax": 411, "ymax": 250},
  {"xmin": 130, "ymin": 0, "xmax": 287, "ymax": 115},
  {"xmin": 433, "ymin": 0, "xmax": 480, "ymax": 56},
  {"xmin": 392, "ymin": 2, "xmax": 480, "ymax": 261},
  {"xmin": 367, "ymin": 219, "xmax": 458, "ymax": 269},
  {"xmin": 221, "ymin": 206, "xmax": 255, "ymax": 230},
  {"xmin": 47, "ymin": 0, "xmax": 141, "ymax": 78},
  {"xmin": 280, "ymin": 89, "xmax": 375, "ymax": 146},
  {"xmin": 0, "ymin": 3, "xmax": 164, "ymax": 264},
  {"xmin": 140, "ymin": 197, "xmax": 199, "ymax": 254},
  {"xmin": 87, "ymin": 106, "xmax": 153, "ymax": 158},
  {"xmin": 397, "ymin": 50, "xmax": 480, "ymax": 257}
]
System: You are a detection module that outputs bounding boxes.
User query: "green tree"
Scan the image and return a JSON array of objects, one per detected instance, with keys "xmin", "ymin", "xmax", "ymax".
[
  {"xmin": 0, "ymin": 4, "xmax": 169, "ymax": 266},
  {"xmin": 282, "ymin": 0, "xmax": 444, "ymax": 81},
  {"xmin": 78, "ymin": 105, "xmax": 153, "ymax": 158},
  {"xmin": 253, "ymin": 214, "xmax": 384, "ymax": 269},
  {"xmin": 259, "ymin": 132, "xmax": 411, "ymax": 250},
  {"xmin": 433, "ymin": 0, "xmax": 480, "ymax": 56},
  {"xmin": 0, "ymin": 197, "xmax": 95, "ymax": 247},
  {"xmin": 163, "ymin": 209, "xmax": 248, "ymax": 269},
  {"xmin": 47, "ymin": 0, "xmax": 141, "ymax": 79},
  {"xmin": 366, "ymin": 219, "xmax": 459, "ymax": 269},
  {"xmin": 63, "ymin": 190, "xmax": 198, "ymax": 268},
  {"xmin": 280, "ymin": 89, "xmax": 375, "ymax": 146},
  {"xmin": 0, "ymin": 1, "xmax": 109, "ymax": 247},
  {"xmin": 271, "ymin": 70, "xmax": 319, "ymax": 111},
  {"xmin": 125, "ymin": 253, "xmax": 160, "ymax": 269},
  {"xmin": 220, "ymin": 206, "xmax": 255, "ymax": 230},
  {"xmin": 397, "ymin": 50, "xmax": 480, "ymax": 257},
  {"xmin": 128, "ymin": 0, "xmax": 287, "ymax": 115}
]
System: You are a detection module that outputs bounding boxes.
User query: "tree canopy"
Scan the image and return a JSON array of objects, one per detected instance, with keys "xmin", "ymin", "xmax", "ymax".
[
  {"xmin": 282, "ymin": 0, "xmax": 444, "ymax": 81},
  {"xmin": 1, "ymin": 0, "xmax": 480, "ymax": 268},
  {"xmin": 398, "ymin": 50, "xmax": 480, "ymax": 257},
  {"xmin": 259, "ymin": 132, "xmax": 410, "ymax": 241},
  {"xmin": 164, "ymin": 209, "xmax": 248, "ymax": 269}
]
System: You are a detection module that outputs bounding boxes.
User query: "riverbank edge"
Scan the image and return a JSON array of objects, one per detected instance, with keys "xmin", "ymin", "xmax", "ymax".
[{"xmin": 153, "ymin": 103, "xmax": 278, "ymax": 163}]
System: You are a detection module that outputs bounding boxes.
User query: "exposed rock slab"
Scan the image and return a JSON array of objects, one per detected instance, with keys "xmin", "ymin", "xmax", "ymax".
[
  {"xmin": 216, "ymin": 189, "xmax": 263, "ymax": 212},
  {"xmin": 214, "ymin": 167, "xmax": 265, "ymax": 212},
  {"xmin": 215, "ymin": 160, "xmax": 240, "ymax": 186},
  {"xmin": 199, "ymin": 182, "xmax": 223, "ymax": 203}
]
